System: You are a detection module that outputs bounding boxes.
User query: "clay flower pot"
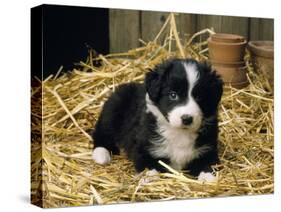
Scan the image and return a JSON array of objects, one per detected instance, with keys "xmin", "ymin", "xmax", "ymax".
[
  {"xmin": 248, "ymin": 41, "xmax": 274, "ymax": 89},
  {"xmin": 211, "ymin": 61, "xmax": 249, "ymax": 89},
  {"xmin": 208, "ymin": 33, "xmax": 248, "ymax": 89},
  {"xmin": 211, "ymin": 60, "xmax": 245, "ymax": 68},
  {"xmin": 211, "ymin": 33, "xmax": 245, "ymax": 43},
  {"xmin": 208, "ymin": 37, "xmax": 247, "ymax": 62}
]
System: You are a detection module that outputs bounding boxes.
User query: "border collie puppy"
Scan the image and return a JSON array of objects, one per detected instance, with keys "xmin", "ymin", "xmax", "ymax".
[{"xmin": 92, "ymin": 58, "xmax": 223, "ymax": 182}]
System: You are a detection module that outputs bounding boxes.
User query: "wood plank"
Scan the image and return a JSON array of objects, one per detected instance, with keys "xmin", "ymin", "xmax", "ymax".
[
  {"xmin": 141, "ymin": 10, "xmax": 169, "ymax": 44},
  {"xmin": 249, "ymin": 18, "xmax": 274, "ymax": 41},
  {"xmin": 109, "ymin": 9, "xmax": 140, "ymax": 53},
  {"xmin": 109, "ymin": 10, "xmax": 273, "ymax": 54},
  {"xmin": 197, "ymin": 14, "xmax": 222, "ymax": 32},
  {"xmin": 221, "ymin": 16, "xmax": 249, "ymax": 39},
  {"xmin": 176, "ymin": 13, "xmax": 197, "ymax": 41},
  {"xmin": 197, "ymin": 14, "xmax": 249, "ymax": 38}
]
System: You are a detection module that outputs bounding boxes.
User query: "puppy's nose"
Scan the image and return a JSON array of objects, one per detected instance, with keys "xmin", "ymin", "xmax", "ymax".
[{"xmin": 181, "ymin": 115, "xmax": 193, "ymax": 125}]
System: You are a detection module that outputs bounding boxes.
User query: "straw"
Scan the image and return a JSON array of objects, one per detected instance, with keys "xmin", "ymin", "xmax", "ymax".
[{"xmin": 31, "ymin": 12, "xmax": 274, "ymax": 208}]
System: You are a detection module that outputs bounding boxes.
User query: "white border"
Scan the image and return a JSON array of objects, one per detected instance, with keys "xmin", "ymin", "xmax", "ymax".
[{"xmin": 0, "ymin": 0, "xmax": 279, "ymax": 211}]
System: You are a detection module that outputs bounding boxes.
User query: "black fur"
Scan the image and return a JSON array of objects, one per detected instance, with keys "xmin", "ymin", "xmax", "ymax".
[{"xmin": 93, "ymin": 58, "xmax": 223, "ymax": 177}]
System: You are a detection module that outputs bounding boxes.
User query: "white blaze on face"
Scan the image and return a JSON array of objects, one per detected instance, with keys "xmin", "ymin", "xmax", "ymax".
[{"xmin": 168, "ymin": 63, "xmax": 202, "ymax": 131}]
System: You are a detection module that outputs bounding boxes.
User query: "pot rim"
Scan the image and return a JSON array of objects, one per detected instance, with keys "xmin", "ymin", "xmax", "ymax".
[
  {"xmin": 248, "ymin": 41, "xmax": 274, "ymax": 58},
  {"xmin": 211, "ymin": 33, "xmax": 245, "ymax": 43},
  {"xmin": 224, "ymin": 80, "xmax": 249, "ymax": 85},
  {"xmin": 224, "ymin": 81, "xmax": 249, "ymax": 89},
  {"xmin": 208, "ymin": 37, "xmax": 247, "ymax": 46},
  {"xmin": 210, "ymin": 60, "xmax": 245, "ymax": 67},
  {"xmin": 212, "ymin": 65, "xmax": 247, "ymax": 70}
]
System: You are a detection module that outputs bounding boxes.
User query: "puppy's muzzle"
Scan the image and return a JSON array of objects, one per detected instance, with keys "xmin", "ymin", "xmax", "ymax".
[{"xmin": 181, "ymin": 114, "xmax": 193, "ymax": 126}]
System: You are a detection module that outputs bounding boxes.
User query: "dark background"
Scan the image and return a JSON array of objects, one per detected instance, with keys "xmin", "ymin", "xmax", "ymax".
[
  {"xmin": 31, "ymin": 4, "xmax": 273, "ymax": 79},
  {"xmin": 31, "ymin": 4, "xmax": 109, "ymax": 79}
]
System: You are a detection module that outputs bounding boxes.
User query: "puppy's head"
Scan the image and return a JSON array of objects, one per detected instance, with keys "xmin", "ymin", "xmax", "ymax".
[{"xmin": 145, "ymin": 59, "xmax": 223, "ymax": 131}]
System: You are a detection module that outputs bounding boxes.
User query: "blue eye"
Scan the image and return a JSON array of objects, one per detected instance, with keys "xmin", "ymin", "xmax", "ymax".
[{"xmin": 169, "ymin": 91, "xmax": 178, "ymax": 100}]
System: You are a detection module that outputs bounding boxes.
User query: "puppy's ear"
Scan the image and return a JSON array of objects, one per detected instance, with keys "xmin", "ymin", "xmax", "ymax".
[
  {"xmin": 201, "ymin": 62, "xmax": 224, "ymax": 101},
  {"xmin": 145, "ymin": 69, "xmax": 161, "ymax": 103},
  {"xmin": 198, "ymin": 62, "xmax": 224, "ymax": 114},
  {"xmin": 208, "ymin": 67, "xmax": 224, "ymax": 109},
  {"xmin": 145, "ymin": 60, "xmax": 173, "ymax": 102},
  {"xmin": 212, "ymin": 74, "xmax": 223, "ymax": 106}
]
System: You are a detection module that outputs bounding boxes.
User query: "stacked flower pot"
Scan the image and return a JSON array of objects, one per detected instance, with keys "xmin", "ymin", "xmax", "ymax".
[
  {"xmin": 248, "ymin": 41, "xmax": 274, "ymax": 91},
  {"xmin": 208, "ymin": 33, "xmax": 249, "ymax": 89}
]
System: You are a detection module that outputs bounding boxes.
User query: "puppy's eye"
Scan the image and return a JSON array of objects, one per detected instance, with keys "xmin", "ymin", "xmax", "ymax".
[{"xmin": 169, "ymin": 91, "xmax": 178, "ymax": 101}]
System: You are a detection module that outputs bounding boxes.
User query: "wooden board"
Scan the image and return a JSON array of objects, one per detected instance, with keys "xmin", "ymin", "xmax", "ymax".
[
  {"xmin": 249, "ymin": 18, "xmax": 274, "ymax": 41},
  {"xmin": 197, "ymin": 14, "xmax": 249, "ymax": 38},
  {"xmin": 109, "ymin": 9, "xmax": 274, "ymax": 53},
  {"xmin": 109, "ymin": 9, "xmax": 140, "ymax": 53},
  {"xmin": 197, "ymin": 14, "xmax": 222, "ymax": 32},
  {"xmin": 141, "ymin": 10, "xmax": 169, "ymax": 44},
  {"xmin": 176, "ymin": 13, "xmax": 197, "ymax": 41},
  {"xmin": 221, "ymin": 16, "xmax": 249, "ymax": 39}
]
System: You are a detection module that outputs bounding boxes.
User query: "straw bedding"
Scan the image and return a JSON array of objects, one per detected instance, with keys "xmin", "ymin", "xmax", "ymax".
[{"xmin": 31, "ymin": 14, "xmax": 274, "ymax": 208}]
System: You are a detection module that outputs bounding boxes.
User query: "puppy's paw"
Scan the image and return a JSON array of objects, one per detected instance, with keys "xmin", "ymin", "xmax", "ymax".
[
  {"xmin": 139, "ymin": 169, "xmax": 159, "ymax": 185},
  {"xmin": 92, "ymin": 147, "xmax": 111, "ymax": 165},
  {"xmin": 145, "ymin": 169, "xmax": 159, "ymax": 177},
  {"xmin": 139, "ymin": 177, "xmax": 151, "ymax": 185},
  {"xmin": 198, "ymin": 171, "xmax": 217, "ymax": 183}
]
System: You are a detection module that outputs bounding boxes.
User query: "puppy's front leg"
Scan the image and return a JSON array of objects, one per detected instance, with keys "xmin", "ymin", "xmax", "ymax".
[
  {"xmin": 185, "ymin": 151, "xmax": 219, "ymax": 182},
  {"xmin": 197, "ymin": 168, "xmax": 217, "ymax": 182},
  {"xmin": 133, "ymin": 148, "xmax": 170, "ymax": 173}
]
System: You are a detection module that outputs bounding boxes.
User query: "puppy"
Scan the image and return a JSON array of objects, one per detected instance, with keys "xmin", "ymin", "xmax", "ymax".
[{"xmin": 92, "ymin": 58, "xmax": 223, "ymax": 182}]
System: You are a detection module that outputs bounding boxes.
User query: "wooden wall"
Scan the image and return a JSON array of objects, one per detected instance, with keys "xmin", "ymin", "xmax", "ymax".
[{"xmin": 109, "ymin": 9, "xmax": 274, "ymax": 53}]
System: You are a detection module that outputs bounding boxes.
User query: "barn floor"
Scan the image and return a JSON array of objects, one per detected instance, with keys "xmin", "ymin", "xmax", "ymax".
[{"xmin": 31, "ymin": 14, "xmax": 274, "ymax": 208}]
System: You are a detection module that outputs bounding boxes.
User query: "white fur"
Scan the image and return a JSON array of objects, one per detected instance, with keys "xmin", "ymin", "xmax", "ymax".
[
  {"xmin": 139, "ymin": 169, "xmax": 160, "ymax": 185},
  {"xmin": 145, "ymin": 169, "xmax": 159, "ymax": 177},
  {"xmin": 146, "ymin": 94, "xmax": 167, "ymax": 124},
  {"xmin": 198, "ymin": 171, "xmax": 217, "ymax": 182},
  {"xmin": 145, "ymin": 62, "xmax": 208, "ymax": 171},
  {"xmin": 92, "ymin": 147, "xmax": 111, "ymax": 165},
  {"xmin": 149, "ymin": 123, "xmax": 210, "ymax": 170},
  {"xmin": 168, "ymin": 63, "xmax": 202, "ymax": 131}
]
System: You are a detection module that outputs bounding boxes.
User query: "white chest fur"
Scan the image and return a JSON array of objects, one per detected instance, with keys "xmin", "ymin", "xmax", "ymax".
[{"xmin": 149, "ymin": 125, "xmax": 208, "ymax": 170}]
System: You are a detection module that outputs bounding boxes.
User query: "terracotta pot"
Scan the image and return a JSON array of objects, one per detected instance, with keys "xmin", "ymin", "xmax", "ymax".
[
  {"xmin": 248, "ymin": 41, "xmax": 273, "ymax": 58},
  {"xmin": 211, "ymin": 60, "xmax": 245, "ymax": 68},
  {"xmin": 248, "ymin": 41, "xmax": 274, "ymax": 89},
  {"xmin": 226, "ymin": 81, "xmax": 250, "ymax": 89},
  {"xmin": 212, "ymin": 64, "xmax": 249, "ymax": 89},
  {"xmin": 208, "ymin": 33, "xmax": 248, "ymax": 89},
  {"xmin": 208, "ymin": 37, "xmax": 247, "ymax": 62},
  {"xmin": 211, "ymin": 33, "xmax": 245, "ymax": 43}
]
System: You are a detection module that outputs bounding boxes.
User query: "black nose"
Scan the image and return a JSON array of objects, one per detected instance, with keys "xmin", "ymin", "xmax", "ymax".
[{"xmin": 181, "ymin": 115, "xmax": 193, "ymax": 125}]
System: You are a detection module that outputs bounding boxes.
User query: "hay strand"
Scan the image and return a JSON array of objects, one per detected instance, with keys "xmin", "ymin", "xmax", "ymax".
[
  {"xmin": 45, "ymin": 86, "xmax": 92, "ymax": 141},
  {"xmin": 31, "ymin": 13, "xmax": 274, "ymax": 208}
]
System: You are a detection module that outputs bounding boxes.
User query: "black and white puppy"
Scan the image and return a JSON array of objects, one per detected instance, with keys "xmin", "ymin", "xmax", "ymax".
[{"xmin": 92, "ymin": 58, "xmax": 223, "ymax": 182}]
